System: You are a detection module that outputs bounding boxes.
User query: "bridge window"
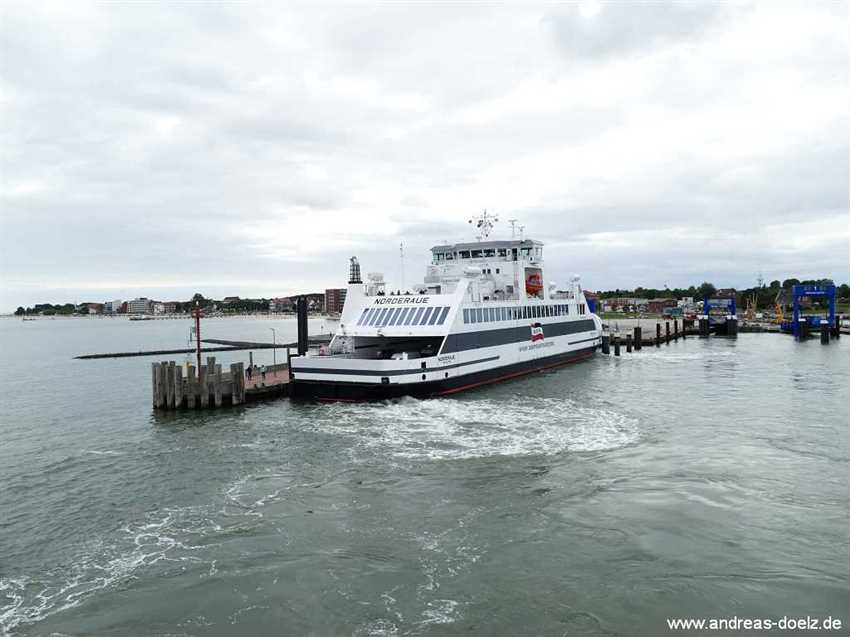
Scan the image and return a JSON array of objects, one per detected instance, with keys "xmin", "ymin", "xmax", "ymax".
[
  {"xmin": 369, "ymin": 308, "xmax": 384, "ymax": 326},
  {"xmin": 498, "ymin": 248, "xmax": 507, "ymax": 257},
  {"xmin": 412, "ymin": 307, "xmax": 425, "ymax": 324},
  {"xmin": 357, "ymin": 309, "xmax": 370, "ymax": 325},
  {"xmin": 459, "ymin": 250, "xmax": 471, "ymax": 258},
  {"xmin": 483, "ymin": 248, "xmax": 496, "ymax": 257},
  {"xmin": 420, "ymin": 307, "xmax": 434, "ymax": 325},
  {"xmin": 436, "ymin": 307, "xmax": 450, "ymax": 325},
  {"xmin": 428, "ymin": 307, "xmax": 441, "ymax": 325},
  {"xmin": 403, "ymin": 308, "xmax": 417, "ymax": 325},
  {"xmin": 471, "ymin": 249, "xmax": 483, "ymax": 258},
  {"xmin": 475, "ymin": 308, "xmax": 483, "ymax": 322}
]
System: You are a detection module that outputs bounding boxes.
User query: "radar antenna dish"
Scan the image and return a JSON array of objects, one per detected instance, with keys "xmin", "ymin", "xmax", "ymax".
[{"xmin": 468, "ymin": 209, "xmax": 499, "ymax": 241}]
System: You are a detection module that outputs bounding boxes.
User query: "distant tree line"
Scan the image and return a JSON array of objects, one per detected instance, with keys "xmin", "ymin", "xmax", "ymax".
[{"xmin": 596, "ymin": 278, "xmax": 849, "ymax": 309}]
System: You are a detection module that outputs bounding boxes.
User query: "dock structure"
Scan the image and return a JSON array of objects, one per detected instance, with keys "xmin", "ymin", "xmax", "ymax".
[
  {"xmin": 152, "ymin": 357, "xmax": 291, "ymax": 410},
  {"xmin": 602, "ymin": 319, "xmax": 699, "ymax": 355}
]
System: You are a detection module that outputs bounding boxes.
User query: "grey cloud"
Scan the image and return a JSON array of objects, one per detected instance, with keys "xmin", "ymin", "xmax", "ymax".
[
  {"xmin": 1, "ymin": 2, "xmax": 848, "ymax": 311},
  {"xmin": 543, "ymin": 2, "xmax": 729, "ymax": 61}
]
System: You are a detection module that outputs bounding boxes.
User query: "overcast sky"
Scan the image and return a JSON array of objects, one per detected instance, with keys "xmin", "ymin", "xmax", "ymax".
[{"xmin": 1, "ymin": 1, "xmax": 848, "ymax": 311}]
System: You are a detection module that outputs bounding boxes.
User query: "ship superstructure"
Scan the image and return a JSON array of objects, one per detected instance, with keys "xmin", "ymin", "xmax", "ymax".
[{"xmin": 290, "ymin": 214, "xmax": 602, "ymax": 400}]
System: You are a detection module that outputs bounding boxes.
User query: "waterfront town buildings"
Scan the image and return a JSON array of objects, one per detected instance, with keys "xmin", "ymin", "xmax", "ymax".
[
  {"xmin": 127, "ymin": 297, "xmax": 152, "ymax": 314},
  {"xmin": 324, "ymin": 288, "xmax": 347, "ymax": 314}
]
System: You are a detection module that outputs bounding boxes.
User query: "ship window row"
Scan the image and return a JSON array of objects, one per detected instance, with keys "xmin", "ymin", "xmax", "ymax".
[
  {"xmin": 434, "ymin": 247, "xmax": 543, "ymax": 262},
  {"xmin": 462, "ymin": 304, "xmax": 571, "ymax": 324},
  {"xmin": 356, "ymin": 306, "xmax": 451, "ymax": 328}
]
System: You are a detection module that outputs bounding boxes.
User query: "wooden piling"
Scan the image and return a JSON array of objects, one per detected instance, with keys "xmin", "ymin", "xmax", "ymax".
[
  {"xmin": 159, "ymin": 360, "xmax": 168, "ymax": 407},
  {"xmin": 152, "ymin": 363, "xmax": 159, "ymax": 408},
  {"xmin": 820, "ymin": 321, "xmax": 830, "ymax": 344},
  {"xmin": 166, "ymin": 361, "xmax": 176, "ymax": 408},
  {"xmin": 174, "ymin": 365, "xmax": 183, "ymax": 407},
  {"xmin": 153, "ymin": 363, "xmax": 163, "ymax": 408},
  {"xmin": 199, "ymin": 365, "xmax": 209, "ymax": 407},
  {"xmin": 665, "ymin": 321, "xmax": 670, "ymax": 344},
  {"xmin": 626, "ymin": 333, "xmax": 632, "ymax": 352},
  {"xmin": 187, "ymin": 364, "xmax": 196, "ymax": 408},
  {"xmin": 699, "ymin": 317, "xmax": 710, "ymax": 338},
  {"xmin": 614, "ymin": 335, "xmax": 621, "ymax": 356},
  {"xmin": 214, "ymin": 364, "xmax": 223, "ymax": 407},
  {"xmin": 601, "ymin": 334, "xmax": 610, "ymax": 355},
  {"xmin": 656, "ymin": 323, "xmax": 661, "ymax": 347},
  {"xmin": 634, "ymin": 326, "xmax": 642, "ymax": 350},
  {"xmin": 674, "ymin": 319, "xmax": 679, "ymax": 340}
]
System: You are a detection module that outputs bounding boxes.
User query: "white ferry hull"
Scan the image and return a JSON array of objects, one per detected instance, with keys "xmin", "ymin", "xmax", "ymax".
[{"xmin": 290, "ymin": 343, "xmax": 597, "ymax": 401}]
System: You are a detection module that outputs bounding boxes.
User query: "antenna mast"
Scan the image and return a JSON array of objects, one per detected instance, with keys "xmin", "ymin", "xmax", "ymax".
[
  {"xmin": 399, "ymin": 242, "xmax": 405, "ymax": 291},
  {"xmin": 468, "ymin": 209, "xmax": 499, "ymax": 241}
]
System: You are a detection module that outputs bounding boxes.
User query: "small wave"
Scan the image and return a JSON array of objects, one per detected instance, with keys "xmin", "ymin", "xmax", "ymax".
[
  {"xmin": 80, "ymin": 449, "xmax": 126, "ymax": 456},
  {"xmin": 317, "ymin": 396, "xmax": 639, "ymax": 461},
  {"xmin": 0, "ymin": 508, "xmax": 217, "ymax": 636}
]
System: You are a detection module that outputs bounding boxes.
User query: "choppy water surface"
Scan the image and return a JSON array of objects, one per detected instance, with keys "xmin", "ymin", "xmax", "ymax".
[{"xmin": 1, "ymin": 318, "xmax": 848, "ymax": 636}]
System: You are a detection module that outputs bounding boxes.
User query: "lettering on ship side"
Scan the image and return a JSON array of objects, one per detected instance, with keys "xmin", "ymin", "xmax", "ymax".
[{"xmin": 373, "ymin": 296, "xmax": 431, "ymax": 305}]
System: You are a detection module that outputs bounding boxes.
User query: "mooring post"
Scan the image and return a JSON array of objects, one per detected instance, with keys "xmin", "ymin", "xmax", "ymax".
[
  {"xmin": 727, "ymin": 315, "xmax": 738, "ymax": 338},
  {"xmin": 626, "ymin": 333, "xmax": 632, "ymax": 352},
  {"xmin": 665, "ymin": 321, "xmax": 670, "ymax": 344},
  {"xmin": 614, "ymin": 335, "xmax": 621, "ymax": 356},
  {"xmin": 634, "ymin": 326, "xmax": 642, "ymax": 350},
  {"xmin": 835, "ymin": 318, "xmax": 841, "ymax": 339},
  {"xmin": 820, "ymin": 320, "xmax": 830, "ymax": 344},
  {"xmin": 249, "ymin": 351, "xmax": 254, "ymax": 369},
  {"xmin": 601, "ymin": 333, "xmax": 610, "ymax": 355},
  {"xmin": 174, "ymin": 365, "xmax": 183, "ymax": 408},
  {"xmin": 674, "ymin": 319, "xmax": 679, "ymax": 340},
  {"xmin": 682, "ymin": 319, "xmax": 687, "ymax": 339},
  {"xmin": 699, "ymin": 316, "xmax": 709, "ymax": 338},
  {"xmin": 187, "ymin": 364, "xmax": 196, "ymax": 408},
  {"xmin": 656, "ymin": 323, "xmax": 661, "ymax": 347}
]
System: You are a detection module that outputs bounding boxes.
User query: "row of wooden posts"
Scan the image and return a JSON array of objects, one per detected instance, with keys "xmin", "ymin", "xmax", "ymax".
[
  {"xmin": 601, "ymin": 319, "xmax": 692, "ymax": 356},
  {"xmin": 152, "ymin": 356, "xmax": 246, "ymax": 409}
]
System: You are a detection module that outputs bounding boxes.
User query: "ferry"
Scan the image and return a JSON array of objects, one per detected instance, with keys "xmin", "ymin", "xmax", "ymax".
[{"xmin": 290, "ymin": 214, "xmax": 602, "ymax": 400}]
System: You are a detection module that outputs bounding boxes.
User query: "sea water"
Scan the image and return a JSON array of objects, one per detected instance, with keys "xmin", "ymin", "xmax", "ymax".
[{"xmin": 1, "ymin": 317, "xmax": 848, "ymax": 636}]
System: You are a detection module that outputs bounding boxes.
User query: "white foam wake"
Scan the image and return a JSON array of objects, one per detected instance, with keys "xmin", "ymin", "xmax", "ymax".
[{"xmin": 317, "ymin": 396, "xmax": 639, "ymax": 461}]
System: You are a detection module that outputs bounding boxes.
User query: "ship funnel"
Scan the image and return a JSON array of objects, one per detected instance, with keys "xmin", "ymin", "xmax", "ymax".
[{"xmin": 348, "ymin": 257, "xmax": 362, "ymax": 284}]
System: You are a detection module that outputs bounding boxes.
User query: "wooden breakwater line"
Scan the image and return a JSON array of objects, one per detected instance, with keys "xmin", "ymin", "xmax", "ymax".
[
  {"xmin": 76, "ymin": 334, "xmax": 333, "ymax": 360},
  {"xmin": 151, "ymin": 357, "xmax": 291, "ymax": 409}
]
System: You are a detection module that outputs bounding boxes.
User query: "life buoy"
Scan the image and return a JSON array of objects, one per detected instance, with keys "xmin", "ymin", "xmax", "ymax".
[{"xmin": 526, "ymin": 272, "xmax": 543, "ymax": 295}]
